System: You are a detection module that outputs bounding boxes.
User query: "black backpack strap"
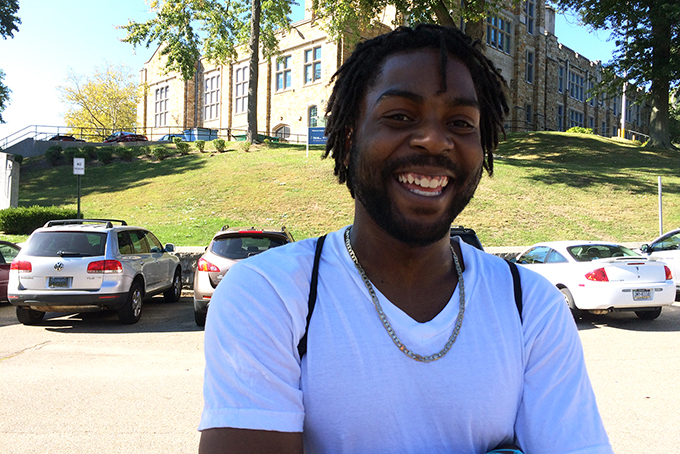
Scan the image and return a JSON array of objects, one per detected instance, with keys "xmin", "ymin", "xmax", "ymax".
[
  {"xmin": 505, "ymin": 260, "xmax": 523, "ymax": 324},
  {"xmin": 297, "ymin": 234, "xmax": 327, "ymax": 359}
]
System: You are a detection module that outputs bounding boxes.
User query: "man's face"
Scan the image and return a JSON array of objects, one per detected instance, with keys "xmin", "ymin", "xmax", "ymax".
[{"xmin": 348, "ymin": 49, "xmax": 484, "ymax": 247}]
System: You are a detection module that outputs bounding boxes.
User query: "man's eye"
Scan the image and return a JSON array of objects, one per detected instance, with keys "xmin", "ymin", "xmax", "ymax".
[
  {"xmin": 450, "ymin": 119, "xmax": 474, "ymax": 129},
  {"xmin": 387, "ymin": 114, "xmax": 411, "ymax": 121}
]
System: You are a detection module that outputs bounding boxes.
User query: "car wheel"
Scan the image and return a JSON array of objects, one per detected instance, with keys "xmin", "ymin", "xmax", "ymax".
[
  {"xmin": 194, "ymin": 310, "xmax": 207, "ymax": 327},
  {"xmin": 16, "ymin": 307, "xmax": 45, "ymax": 325},
  {"xmin": 164, "ymin": 267, "xmax": 182, "ymax": 303},
  {"xmin": 118, "ymin": 281, "xmax": 143, "ymax": 324},
  {"xmin": 635, "ymin": 307, "xmax": 662, "ymax": 320},
  {"xmin": 560, "ymin": 287, "xmax": 583, "ymax": 320}
]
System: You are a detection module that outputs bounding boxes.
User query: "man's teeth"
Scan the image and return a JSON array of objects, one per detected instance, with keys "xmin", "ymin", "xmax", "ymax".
[{"xmin": 398, "ymin": 173, "xmax": 449, "ymax": 189}]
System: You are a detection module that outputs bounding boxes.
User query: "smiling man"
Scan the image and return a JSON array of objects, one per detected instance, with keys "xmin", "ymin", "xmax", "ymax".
[{"xmin": 198, "ymin": 25, "xmax": 613, "ymax": 454}]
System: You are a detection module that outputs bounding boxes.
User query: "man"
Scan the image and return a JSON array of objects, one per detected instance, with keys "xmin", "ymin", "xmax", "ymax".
[{"xmin": 199, "ymin": 24, "xmax": 613, "ymax": 453}]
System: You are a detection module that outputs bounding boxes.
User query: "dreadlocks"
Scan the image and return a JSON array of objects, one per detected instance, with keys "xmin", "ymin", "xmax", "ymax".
[{"xmin": 323, "ymin": 23, "xmax": 509, "ymax": 196}]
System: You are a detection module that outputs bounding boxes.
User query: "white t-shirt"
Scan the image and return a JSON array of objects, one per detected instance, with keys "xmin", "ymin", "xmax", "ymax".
[{"xmin": 200, "ymin": 227, "xmax": 613, "ymax": 454}]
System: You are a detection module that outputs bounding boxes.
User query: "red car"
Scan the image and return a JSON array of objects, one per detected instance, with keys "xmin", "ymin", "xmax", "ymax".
[
  {"xmin": 103, "ymin": 132, "xmax": 149, "ymax": 143},
  {"xmin": 0, "ymin": 241, "xmax": 21, "ymax": 302}
]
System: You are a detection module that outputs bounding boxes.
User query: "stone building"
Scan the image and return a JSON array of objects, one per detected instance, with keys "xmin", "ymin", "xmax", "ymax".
[{"xmin": 136, "ymin": 0, "xmax": 650, "ymax": 142}]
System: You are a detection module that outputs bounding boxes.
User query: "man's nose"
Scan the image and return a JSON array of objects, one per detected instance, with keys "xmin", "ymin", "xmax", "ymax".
[{"xmin": 408, "ymin": 120, "xmax": 454, "ymax": 155}]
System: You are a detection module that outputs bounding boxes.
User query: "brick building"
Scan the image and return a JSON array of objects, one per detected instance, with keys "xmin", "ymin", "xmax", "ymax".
[{"xmin": 137, "ymin": 1, "xmax": 650, "ymax": 142}]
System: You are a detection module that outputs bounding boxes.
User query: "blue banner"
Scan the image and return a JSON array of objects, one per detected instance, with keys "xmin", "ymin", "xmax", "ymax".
[{"xmin": 308, "ymin": 127, "xmax": 327, "ymax": 145}]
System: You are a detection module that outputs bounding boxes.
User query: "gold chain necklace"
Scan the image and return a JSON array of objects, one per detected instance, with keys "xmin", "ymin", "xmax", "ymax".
[{"xmin": 343, "ymin": 226, "xmax": 466, "ymax": 362}]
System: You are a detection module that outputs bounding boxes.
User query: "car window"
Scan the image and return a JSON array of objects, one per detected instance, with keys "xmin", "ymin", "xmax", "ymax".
[
  {"xmin": 24, "ymin": 232, "xmax": 106, "ymax": 257},
  {"xmin": 0, "ymin": 243, "xmax": 20, "ymax": 264},
  {"xmin": 127, "ymin": 230, "xmax": 151, "ymax": 254},
  {"xmin": 517, "ymin": 246, "xmax": 551, "ymax": 264},
  {"xmin": 651, "ymin": 232, "xmax": 680, "ymax": 252},
  {"xmin": 145, "ymin": 231, "xmax": 164, "ymax": 253},
  {"xmin": 545, "ymin": 249, "xmax": 568, "ymax": 263},
  {"xmin": 211, "ymin": 234, "xmax": 287, "ymax": 259},
  {"xmin": 567, "ymin": 244, "xmax": 638, "ymax": 262}
]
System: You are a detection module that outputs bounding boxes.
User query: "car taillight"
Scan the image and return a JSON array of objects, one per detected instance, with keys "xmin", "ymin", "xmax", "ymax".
[
  {"xmin": 665, "ymin": 266, "xmax": 673, "ymax": 280},
  {"xmin": 585, "ymin": 268, "xmax": 608, "ymax": 282},
  {"xmin": 87, "ymin": 260, "xmax": 123, "ymax": 274},
  {"xmin": 197, "ymin": 257, "xmax": 220, "ymax": 272},
  {"xmin": 10, "ymin": 259, "xmax": 32, "ymax": 273}
]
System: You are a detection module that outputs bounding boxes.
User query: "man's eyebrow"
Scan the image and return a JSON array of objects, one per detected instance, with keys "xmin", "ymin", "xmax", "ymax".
[{"xmin": 375, "ymin": 89, "xmax": 480, "ymax": 110}]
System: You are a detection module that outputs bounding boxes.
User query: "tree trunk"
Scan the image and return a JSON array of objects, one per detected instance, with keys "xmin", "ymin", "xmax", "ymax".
[
  {"xmin": 645, "ymin": 2, "xmax": 676, "ymax": 150},
  {"xmin": 432, "ymin": 1, "xmax": 457, "ymax": 28},
  {"xmin": 463, "ymin": 0, "xmax": 486, "ymax": 49},
  {"xmin": 246, "ymin": 0, "xmax": 260, "ymax": 144}
]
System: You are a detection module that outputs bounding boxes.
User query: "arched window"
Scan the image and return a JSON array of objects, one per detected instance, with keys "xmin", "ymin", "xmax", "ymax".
[
  {"xmin": 308, "ymin": 105, "xmax": 318, "ymax": 127},
  {"xmin": 274, "ymin": 125, "xmax": 290, "ymax": 140}
]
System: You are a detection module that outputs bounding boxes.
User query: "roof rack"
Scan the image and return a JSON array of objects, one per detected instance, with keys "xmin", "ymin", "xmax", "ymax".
[{"xmin": 44, "ymin": 219, "xmax": 128, "ymax": 228}]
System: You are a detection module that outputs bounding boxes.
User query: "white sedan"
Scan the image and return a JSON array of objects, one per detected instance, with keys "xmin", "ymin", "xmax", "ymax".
[
  {"xmin": 515, "ymin": 241, "xmax": 675, "ymax": 320},
  {"xmin": 639, "ymin": 228, "xmax": 680, "ymax": 297}
]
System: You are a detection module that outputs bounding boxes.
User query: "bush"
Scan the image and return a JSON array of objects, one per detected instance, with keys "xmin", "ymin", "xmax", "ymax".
[
  {"xmin": 237, "ymin": 141, "xmax": 251, "ymax": 152},
  {"xmin": 45, "ymin": 145, "xmax": 63, "ymax": 166},
  {"xmin": 152, "ymin": 145, "xmax": 169, "ymax": 161},
  {"xmin": 12, "ymin": 154, "xmax": 23, "ymax": 165},
  {"xmin": 566, "ymin": 127, "xmax": 594, "ymax": 134},
  {"xmin": 0, "ymin": 206, "xmax": 79, "ymax": 235},
  {"xmin": 176, "ymin": 141, "xmax": 190, "ymax": 155},
  {"xmin": 118, "ymin": 147, "xmax": 135, "ymax": 161},
  {"xmin": 96, "ymin": 148, "xmax": 114, "ymax": 164},
  {"xmin": 138, "ymin": 145, "xmax": 151, "ymax": 158},
  {"xmin": 64, "ymin": 148, "xmax": 89, "ymax": 163},
  {"xmin": 212, "ymin": 138, "xmax": 226, "ymax": 152},
  {"xmin": 82, "ymin": 145, "xmax": 98, "ymax": 160},
  {"xmin": 195, "ymin": 140, "xmax": 206, "ymax": 152},
  {"xmin": 172, "ymin": 136, "xmax": 183, "ymax": 146}
]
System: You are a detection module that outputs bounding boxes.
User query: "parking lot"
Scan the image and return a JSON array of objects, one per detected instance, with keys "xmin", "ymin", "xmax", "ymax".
[{"xmin": 1, "ymin": 296, "xmax": 680, "ymax": 453}]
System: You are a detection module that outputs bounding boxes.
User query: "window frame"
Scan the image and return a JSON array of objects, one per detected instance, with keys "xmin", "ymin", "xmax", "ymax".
[{"xmin": 304, "ymin": 46, "xmax": 322, "ymax": 85}]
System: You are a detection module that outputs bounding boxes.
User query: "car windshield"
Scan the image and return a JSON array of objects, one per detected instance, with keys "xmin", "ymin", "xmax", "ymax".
[
  {"xmin": 211, "ymin": 234, "xmax": 287, "ymax": 259},
  {"xmin": 24, "ymin": 232, "xmax": 107, "ymax": 257},
  {"xmin": 567, "ymin": 244, "xmax": 639, "ymax": 262}
]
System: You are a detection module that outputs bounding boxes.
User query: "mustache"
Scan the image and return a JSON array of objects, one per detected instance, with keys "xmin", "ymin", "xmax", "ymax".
[{"xmin": 380, "ymin": 154, "xmax": 466, "ymax": 181}]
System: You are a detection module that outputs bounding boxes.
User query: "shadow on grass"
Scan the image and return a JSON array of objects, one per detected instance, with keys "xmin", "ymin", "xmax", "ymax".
[{"xmin": 497, "ymin": 132, "xmax": 680, "ymax": 194}]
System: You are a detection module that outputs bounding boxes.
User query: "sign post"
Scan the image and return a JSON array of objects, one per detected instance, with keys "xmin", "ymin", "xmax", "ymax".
[
  {"xmin": 307, "ymin": 127, "xmax": 328, "ymax": 157},
  {"xmin": 73, "ymin": 157, "xmax": 85, "ymax": 219}
]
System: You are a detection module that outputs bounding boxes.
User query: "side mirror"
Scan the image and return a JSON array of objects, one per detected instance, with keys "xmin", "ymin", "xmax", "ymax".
[
  {"xmin": 165, "ymin": 243, "xmax": 176, "ymax": 253},
  {"xmin": 640, "ymin": 244, "xmax": 650, "ymax": 253}
]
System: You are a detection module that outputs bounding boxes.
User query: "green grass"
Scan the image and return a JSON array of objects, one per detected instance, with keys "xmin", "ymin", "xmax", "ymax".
[{"xmin": 4, "ymin": 132, "xmax": 680, "ymax": 247}]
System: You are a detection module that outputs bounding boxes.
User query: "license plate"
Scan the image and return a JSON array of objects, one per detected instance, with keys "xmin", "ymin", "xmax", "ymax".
[
  {"xmin": 633, "ymin": 289, "xmax": 651, "ymax": 301},
  {"xmin": 48, "ymin": 277, "xmax": 70, "ymax": 288}
]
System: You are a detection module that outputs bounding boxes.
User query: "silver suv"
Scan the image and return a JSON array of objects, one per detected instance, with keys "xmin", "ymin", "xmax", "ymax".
[{"xmin": 8, "ymin": 219, "xmax": 182, "ymax": 325}]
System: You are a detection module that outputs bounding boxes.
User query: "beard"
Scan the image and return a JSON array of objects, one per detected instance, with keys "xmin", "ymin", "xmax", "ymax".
[{"xmin": 348, "ymin": 142, "xmax": 482, "ymax": 247}]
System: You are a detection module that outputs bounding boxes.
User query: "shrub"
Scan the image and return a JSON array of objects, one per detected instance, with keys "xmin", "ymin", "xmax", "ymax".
[
  {"xmin": 176, "ymin": 141, "xmax": 190, "ymax": 155},
  {"xmin": 237, "ymin": 141, "xmax": 251, "ymax": 152},
  {"xmin": 82, "ymin": 145, "xmax": 98, "ymax": 160},
  {"xmin": 172, "ymin": 136, "xmax": 183, "ymax": 146},
  {"xmin": 118, "ymin": 147, "xmax": 135, "ymax": 161},
  {"xmin": 138, "ymin": 145, "xmax": 151, "ymax": 158},
  {"xmin": 566, "ymin": 127, "xmax": 594, "ymax": 135},
  {"xmin": 96, "ymin": 148, "xmax": 114, "ymax": 164},
  {"xmin": 12, "ymin": 154, "xmax": 23, "ymax": 165},
  {"xmin": 195, "ymin": 140, "xmax": 206, "ymax": 152},
  {"xmin": 152, "ymin": 145, "xmax": 169, "ymax": 161},
  {"xmin": 63, "ymin": 148, "xmax": 77, "ymax": 162},
  {"xmin": 212, "ymin": 138, "xmax": 226, "ymax": 152},
  {"xmin": 0, "ymin": 206, "xmax": 78, "ymax": 235},
  {"xmin": 45, "ymin": 145, "xmax": 63, "ymax": 166}
]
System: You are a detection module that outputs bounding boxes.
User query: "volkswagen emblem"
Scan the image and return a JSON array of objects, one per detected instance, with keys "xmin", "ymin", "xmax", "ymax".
[{"xmin": 54, "ymin": 262, "xmax": 64, "ymax": 272}]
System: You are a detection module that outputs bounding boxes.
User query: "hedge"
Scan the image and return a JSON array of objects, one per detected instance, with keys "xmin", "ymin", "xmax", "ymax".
[{"xmin": 0, "ymin": 206, "xmax": 79, "ymax": 235}]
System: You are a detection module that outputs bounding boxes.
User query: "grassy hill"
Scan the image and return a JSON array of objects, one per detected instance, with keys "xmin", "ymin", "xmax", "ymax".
[{"xmin": 5, "ymin": 132, "xmax": 680, "ymax": 247}]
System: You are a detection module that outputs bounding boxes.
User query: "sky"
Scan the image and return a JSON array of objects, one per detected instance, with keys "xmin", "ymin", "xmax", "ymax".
[{"xmin": 0, "ymin": 1, "xmax": 619, "ymax": 142}]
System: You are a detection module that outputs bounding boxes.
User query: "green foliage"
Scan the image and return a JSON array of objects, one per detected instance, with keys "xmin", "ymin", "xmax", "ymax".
[
  {"xmin": 138, "ymin": 145, "xmax": 151, "ymax": 158},
  {"xmin": 63, "ymin": 148, "xmax": 89, "ymax": 163},
  {"xmin": 0, "ymin": 0, "xmax": 20, "ymax": 123},
  {"xmin": 172, "ymin": 136, "xmax": 183, "ymax": 145},
  {"xmin": 12, "ymin": 154, "xmax": 22, "ymax": 164},
  {"xmin": 45, "ymin": 145, "xmax": 63, "ymax": 166},
  {"xmin": 195, "ymin": 140, "xmax": 206, "ymax": 152},
  {"xmin": 58, "ymin": 63, "xmax": 138, "ymax": 142},
  {"xmin": 82, "ymin": 145, "xmax": 98, "ymax": 160},
  {"xmin": 96, "ymin": 148, "xmax": 114, "ymax": 164},
  {"xmin": 118, "ymin": 147, "xmax": 135, "ymax": 161},
  {"xmin": 237, "ymin": 141, "xmax": 251, "ymax": 152},
  {"xmin": 176, "ymin": 141, "xmax": 190, "ymax": 155},
  {"xmin": 152, "ymin": 145, "xmax": 169, "ymax": 161},
  {"xmin": 212, "ymin": 138, "xmax": 226, "ymax": 152},
  {"xmin": 566, "ymin": 127, "xmax": 594, "ymax": 134},
  {"xmin": 0, "ymin": 205, "xmax": 78, "ymax": 235}
]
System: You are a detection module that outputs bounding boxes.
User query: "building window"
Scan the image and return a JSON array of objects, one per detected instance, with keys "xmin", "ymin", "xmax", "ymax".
[
  {"xmin": 308, "ymin": 105, "xmax": 318, "ymax": 127},
  {"xmin": 569, "ymin": 71, "xmax": 584, "ymax": 102},
  {"xmin": 154, "ymin": 85, "xmax": 169, "ymax": 128},
  {"xmin": 569, "ymin": 109, "xmax": 584, "ymax": 128},
  {"xmin": 558, "ymin": 67, "xmax": 564, "ymax": 93},
  {"xmin": 588, "ymin": 80, "xmax": 595, "ymax": 106},
  {"xmin": 304, "ymin": 46, "xmax": 321, "ymax": 84},
  {"xmin": 234, "ymin": 67, "xmax": 248, "ymax": 114},
  {"xmin": 274, "ymin": 125, "xmax": 290, "ymax": 140},
  {"xmin": 525, "ymin": 51, "xmax": 534, "ymax": 84},
  {"xmin": 588, "ymin": 116, "xmax": 594, "ymax": 130},
  {"xmin": 613, "ymin": 126, "xmax": 618, "ymax": 137},
  {"xmin": 204, "ymin": 74, "xmax": 220, "ymax": 121},
  {"xmin": 525, "ymin": 0, "xmax": 535, "ymax": 34},
  {"xmin": 276, "ymin": 56, "xmax": 292, "ymax": 91},
  {"xmin": 612, "ymin": 95, "xmax": 618, "ymax": 116},
  {"xmin": 636, "ymin": 104, "xmax": 640, "ymax": 126},
  {"xmin": 557, "ymin": 105, "xmax": 563, "ymax": 131},
  {"xmin": 525, "ymin": 103, "xmax": 532, "ymax": 124},
  {"xmin": 486, "ymin": 16, "xmax": 511, "ymax": 53},
  {"xmin": 602, "ymin": 121, "xmax": 607, "ymax": 136}
]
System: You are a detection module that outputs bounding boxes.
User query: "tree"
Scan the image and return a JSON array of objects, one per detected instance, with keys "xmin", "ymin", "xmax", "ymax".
[
  {"xmin": 0, "ymin": 0, "xmax": 20, "ymax": 124},
  {"xmin": 58, "ymin": 63, "xmax": 139, "ymax": 142},
  {"xmin": 121, "ymin": 0, "xmax": 292, "ymax": 143},
  {"xmin": 551, "ymin": 0, "xmax": 680, "ymax": 150}
]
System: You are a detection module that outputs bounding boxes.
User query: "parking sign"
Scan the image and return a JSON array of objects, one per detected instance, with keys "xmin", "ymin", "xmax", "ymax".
[{"xmin": 73, "ymin": 157, "xmax": 85, "ymax": 175}]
